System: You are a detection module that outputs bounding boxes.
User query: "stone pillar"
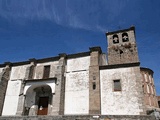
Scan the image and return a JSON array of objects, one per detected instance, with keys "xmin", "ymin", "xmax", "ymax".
[
  {"xmin": 89, "ymin": 47, "xmax": 101, "ymax": 114},
  {"xmin": 25, "ymin": 58, "xmax": 36, "ymax": 80},
  {"xmin": 16, "ymin": 59, "xmax": 36, "ymax": 116},
  {"xmin": 134, "ymin": 67, "xmax": 146, "ymax": 115},
  {"xmin": 0, "ymin": 62, "xmax": 11, "ymax": 116},
  {"xmin": 51, "ymin": 53, "xmax": 66, "ymax": 115}
]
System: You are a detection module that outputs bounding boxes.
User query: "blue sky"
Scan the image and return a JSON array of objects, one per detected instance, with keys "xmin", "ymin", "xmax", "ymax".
[{"xmin": 0, "ymin": 0, "xmax": 159, "ymax": 95}]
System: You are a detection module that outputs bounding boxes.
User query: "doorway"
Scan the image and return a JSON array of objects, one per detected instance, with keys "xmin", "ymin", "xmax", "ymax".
[{"xmin": 37, "ymin": 97, "xmax": 49, "ymax": 115}]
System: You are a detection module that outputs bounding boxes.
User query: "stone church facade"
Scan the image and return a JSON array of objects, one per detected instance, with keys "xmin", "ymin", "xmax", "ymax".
[{"xmin": 0, "ymin": 27, "xmax": 159, "ymax": 116}]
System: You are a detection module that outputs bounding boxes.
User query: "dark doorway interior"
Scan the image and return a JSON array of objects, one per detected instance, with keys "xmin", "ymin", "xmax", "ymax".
[{"xmin": 37, "ymin": 97, "xmax": 49, "ymax": 115}]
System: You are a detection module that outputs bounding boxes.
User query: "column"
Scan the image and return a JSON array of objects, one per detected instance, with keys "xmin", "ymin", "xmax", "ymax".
[
  {"xmin": 89, "ymin": 47, "xmax": 101, "ymax": 114},
  {"xmin": 0, "ymin": 62, "xmax": 11, "ymax": 116},
  {"xmin": 51, "ymin": 53, "xmax": 66, "ymax": 115}
]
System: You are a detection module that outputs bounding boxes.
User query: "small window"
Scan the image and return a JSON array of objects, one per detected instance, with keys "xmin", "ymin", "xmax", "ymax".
[
  {"xmin": 142, "ymin": 84, "xmax": 144, "ymax": 93},
  {"xmin": 122, "ymin": 33, "xmax": 129, "ymax": 42},
  {"xmin": 113, "ymin": 80, "xmax": 121, "ymax": 91},
  {"xmin": 112, "ymin": 34, "xmax": 119, "ymax": 44},
  {"xmin": 93, "ymin": 82, "xmax": 96, "ymax": 90},
  {"xmin": 43, "ymin": 65, "xmax": 50, "ymax": 79},
  {"xmin": 158, "ymin": 101, "xmax": 160, "ymax": 108}
]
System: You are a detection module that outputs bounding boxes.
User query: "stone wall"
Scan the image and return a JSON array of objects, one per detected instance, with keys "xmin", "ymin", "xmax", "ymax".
[
  {"xmin": 99, "ymin": 54, "xmax": 107, "ymax": 66},
  {"xmin": 10, "ymin": 65, "xmax": 30, "ymax": 80},
  {"xmin": 34, "ymin": 61, "xmax": 59, "ymax": 79},
  {"xmin": 140, "ymin": 67, "xmax": 159, "ymax": 109},
  {"xmin": 89, "ymin": 47, "xmax": 101, "ymax": 114},
  {"xmin": 157, "ymin": 96, "xmax": 160, "ymax": 108},
  {"xmin": 100, "ymin": 66, "xmax": 145, "ymax": 115},
  {"xmin": 106, "ymin": 27, "xmax": 139, "ymax": 65},
  {"xmin": 0, "ymin": 65, "xmax": 10, "ymax": 116}
]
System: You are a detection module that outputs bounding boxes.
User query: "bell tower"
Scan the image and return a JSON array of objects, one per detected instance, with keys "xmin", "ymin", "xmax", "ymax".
[{"xmin": 106, "ymin": 26, "xmax": 139, "ymax": 65}]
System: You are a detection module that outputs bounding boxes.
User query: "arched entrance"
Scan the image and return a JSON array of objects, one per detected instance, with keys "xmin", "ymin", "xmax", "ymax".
[
  {"xmin": 35, "ymin": 85, "xmax": 52, "ymax": 115},
  {"xmin": 24, "ymin": 84, "xmax": 52, "ymax": 115}
]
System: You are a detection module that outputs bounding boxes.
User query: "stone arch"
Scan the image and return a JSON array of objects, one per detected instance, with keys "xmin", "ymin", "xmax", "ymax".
[
  {"xmin": 112, "ymin": 34, "xmax": 119, "ymax": 44},
  {"xmin": 24, "ymin": 80, "xmax": 56, "ymax": 95},
  {"xmin": 24, "ymin": 84, "xmax": 53, "ymax": 115},
  {"xmin": 122, "ymin": 32, "xmax": 129, "ymax": 42}
]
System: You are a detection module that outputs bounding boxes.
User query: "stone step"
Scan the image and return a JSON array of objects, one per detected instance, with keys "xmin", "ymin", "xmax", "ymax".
[{"xmin": 0, "ymin": 115, "xmax": 156, "ymax": 120}]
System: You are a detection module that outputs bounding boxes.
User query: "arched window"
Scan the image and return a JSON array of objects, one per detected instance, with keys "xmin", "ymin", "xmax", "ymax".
[
  {"xmin": 122, "ymin": 33, "xmax": 129, "ymax": 42},
  {"xmin": 112, "ymin": 34, "xmax": 119, "ymax": 44}
]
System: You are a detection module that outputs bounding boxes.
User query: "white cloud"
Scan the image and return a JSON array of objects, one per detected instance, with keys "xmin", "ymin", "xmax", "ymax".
[{"xmin": 0, "ymin": 0, "xmax": 132, "ymax": 32}]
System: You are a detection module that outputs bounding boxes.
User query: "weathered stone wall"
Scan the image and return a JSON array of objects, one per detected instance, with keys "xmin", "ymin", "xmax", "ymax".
[
  {"xmin": 51, "ymin": 55, "xmax": 66, "ymax": 115},
  {"xmin": 100, "ymin": 66, "xmax": 144, "ymax": 115},
  {"xmin": 140, "ymin": 67, "xmax": 159, "ymax": 110},
  {"xmin": 99, "ymin": 54, "xmax": 107, "ymax": 66},
  {"xmin": 89, "ymin": 47, "xmax": 101, "ymax": 114},
  {"xmin": 0, "ymin": 115, "xmax": 156, "ymax": 120},
  {"xmin": 157, "ymin": 96, "xmax": 160, "ymax": 108},
  {"xmin": 34, "ymin": 61, "xmax": 59, "ymax": 79},
  {"xmin": 0, "ymin": 67, "xmax": 5, "ymax": 115},
  {"xmin": 106, "ymin": 27, "xmax": 139, "ymax": 65},
  {"xmin": 65, "ymin": 56, "xmax": 90, "ymax": 115},
  {"xmin": 0, "ymin": 65, "xmax": 10, "ymax": 116},
  {"xmin": 2, "ymin": 80, "xmax": 22, "ymax": 115},
  {"xmin": 10, "ymin": 65, "xmax": 30, "ymax": 80}
]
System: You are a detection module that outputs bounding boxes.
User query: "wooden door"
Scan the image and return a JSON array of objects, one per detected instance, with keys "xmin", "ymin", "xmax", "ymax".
[{"xmin": 37, "ymin": 97, "xmax": 49, "ymax": 115}]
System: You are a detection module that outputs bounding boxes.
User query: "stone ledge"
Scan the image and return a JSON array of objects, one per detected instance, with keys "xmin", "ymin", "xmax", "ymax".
[{"xmin": 0, "ymin": 115, "xmax": 155, "ymax": 120}]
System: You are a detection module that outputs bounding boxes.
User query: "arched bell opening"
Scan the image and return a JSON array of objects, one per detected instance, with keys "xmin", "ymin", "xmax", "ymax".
[{"xmin": 24, "ymin": 84, "xmax": 52, "ymax": 116}]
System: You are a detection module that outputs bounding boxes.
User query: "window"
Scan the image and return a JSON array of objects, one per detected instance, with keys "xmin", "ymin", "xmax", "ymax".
[
  {"xmin": 113, "ymin": 79, "xmax": 121, "ymax": 91},
  {"xmin": 147, "ymin": 84, "xmax": 150, "ymax": 93},
  {"xmin": 112, "ymin": 34, "xmax": 119, "ymax": 44},
  {"xmin": 144, "ymin": 73, "xmax": 148, "ymax": 82},
  {"xmin": 93, "ymin": 82, "xmax": 96, "ymax": 90},
  {"xmin": 43, "ymin": 65, "xmax": 50, "ymax": 79},
  {"xmin": 122, "ymin": 33, "xmax": 129, "ymax": 42},
  {"xmin": 142, "ymin": 84, "xmax": 145, "ymax": 93},
  {"xmin": 151, "ymin": 86, "xmax": 154, "ymax": 94},
  {"xmin": 158, "ymin": 101, "xmax": 160, "ymax": 108}
]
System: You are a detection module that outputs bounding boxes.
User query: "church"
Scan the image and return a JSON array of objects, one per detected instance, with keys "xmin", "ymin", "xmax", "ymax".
[{"xmin": 0, "ymin": 27, "xmax": 159, "ymax": 117}]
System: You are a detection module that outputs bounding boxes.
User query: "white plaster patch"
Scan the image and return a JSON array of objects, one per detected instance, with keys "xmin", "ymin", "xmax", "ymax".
[
  {"xmin": 10, "ymin": 65, "xmax": 30, "ymax": 80},
  {"xmin": 67, "ymin": 56, "xmax": 90, "ymax": 72},
  {"xmin": 100, "ymin": 67, "xmax": 142, "ymax": 115},
  {"xmin": 2, "ymin": 80, "xmax": 22, "ymax": 116},
  {"xmin": 65, "ymin": 71, "xmax": 89, "ymax": 115}
]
